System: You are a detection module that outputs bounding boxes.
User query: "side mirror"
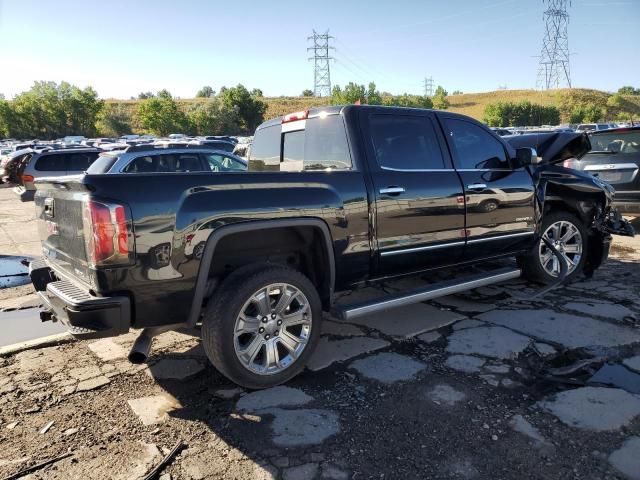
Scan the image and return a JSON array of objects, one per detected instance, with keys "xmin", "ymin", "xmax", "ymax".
[{"xmin": 514, "ymin": 147, "xmax": 541, "ymax": 168}]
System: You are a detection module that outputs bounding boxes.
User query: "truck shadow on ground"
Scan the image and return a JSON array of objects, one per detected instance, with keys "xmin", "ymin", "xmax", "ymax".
[{"xmin": 142, "ymin": 254, "xmax": 640, "ymax": 478}]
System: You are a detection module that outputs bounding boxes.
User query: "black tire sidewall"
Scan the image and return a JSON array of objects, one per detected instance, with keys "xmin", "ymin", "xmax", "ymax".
[{"xmin": 202, "ymin": 264, "xmax": 322, "ymax": 389}]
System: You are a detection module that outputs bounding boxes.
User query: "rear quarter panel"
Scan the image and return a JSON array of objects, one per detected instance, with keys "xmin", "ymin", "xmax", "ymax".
[{"xmin": 81, "ymin": 171, "xmax": 370, "ymax": 327}]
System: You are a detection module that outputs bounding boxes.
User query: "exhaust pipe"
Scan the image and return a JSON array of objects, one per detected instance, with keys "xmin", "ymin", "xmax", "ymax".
[
  {"xmin": 128, "ymin": 329, "xmax": 154, "ymax": 364},
  {"xmin": 128, "ymin": 323, "xmax": 187, "ymax": 364}
]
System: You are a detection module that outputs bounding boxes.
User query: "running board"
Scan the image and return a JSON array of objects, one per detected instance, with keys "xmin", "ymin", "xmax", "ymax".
[{"xmin": 337, "ymin": 267, "xmax": 521, "ymax": 320}]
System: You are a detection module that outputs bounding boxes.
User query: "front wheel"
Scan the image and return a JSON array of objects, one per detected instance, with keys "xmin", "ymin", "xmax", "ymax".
[
  {"xmin": 520, "ymin": 211, "xmax": 588, "ymax": 284},
  {"xmin": 202, "ymin": 264, "xmax": 322, "ymax": 389}
]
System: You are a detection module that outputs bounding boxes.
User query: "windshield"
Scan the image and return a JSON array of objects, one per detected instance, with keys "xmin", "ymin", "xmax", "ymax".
[{"xmin": 589, "ymin": 131, "xmax": 640, "ymax": 154}]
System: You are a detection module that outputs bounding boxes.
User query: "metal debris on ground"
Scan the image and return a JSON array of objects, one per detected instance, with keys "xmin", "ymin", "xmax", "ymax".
[
  {"xmin": 141, "ymin": 440, "xmax": 185, "ymax": 480},
  {"xmin": 1, "ymin": 452, "xmax": 73, "ymax": 480}
]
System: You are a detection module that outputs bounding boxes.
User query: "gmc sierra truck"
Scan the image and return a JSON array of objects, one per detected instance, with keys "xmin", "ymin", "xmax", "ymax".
[{"xmin": 29, "ymin": 106, "xmax": 634, "ymax": 389}]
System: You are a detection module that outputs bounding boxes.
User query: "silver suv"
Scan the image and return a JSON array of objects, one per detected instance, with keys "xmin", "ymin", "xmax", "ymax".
[
  {"xmin": 86, "ymin": 144, "xmax": 247, "ymax": 174},
  {"xmin": 11, "ymin": 148, "xmax": 101, "ymax": 201}
]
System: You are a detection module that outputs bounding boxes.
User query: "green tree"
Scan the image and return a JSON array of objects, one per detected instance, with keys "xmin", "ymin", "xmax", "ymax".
[
  {"xmin": 384, "ymin": 94, "xmax": 433, "ymax": 109},
  {"xmin": 186, "ymin": 99, "xmax": 241, "ymax": 135},
  {"xmin": 302, "ymin": 89, "xmax": 314, "ymax": 97},
  {"xmin": 7, "ymin": 81, "xmax": 103, "ymax": 138},
  {"xmin": 434, "ymin": 85, "xmax": 448, "ymax": 97},
  {"xmin": 569, "ymin": 103, "xmax": 604, "ymax": 124},
  {"xmin": 136, "ymin": 90, "xmax": 188, "ymax": 135},
  {"xmin": 96, "ymin": 103, "xmax": 133, "ymax": 137},
  {"xmin": 483, "ymin": 101, "xmax": 559, "ymax": 127},
  {"xmin": 451, "ymin": 90, "xmax": 463, "ymax": 95},
  {"xmin": 0, "ymin": 98, "xmax": 12, "ymax": 138},
  {"xmin": 196, "ymin": 86, "xmax": 215, "ymax": 98},
  {"xmin": 220, "ymin": 84, "xmax": 267, "ymax": 133},
  {"xmin": 250, "ymin": 88, "xmax": 264, "ymax": 98},
  {"xmin": 331, "ymin": 82, "xmax": 366, "ymax": 105},
  {"xmin": 138, "ymin": 91, "xmax": 155, "ymax": 99},
  {"xmin": 617, "ymin": 86, "xmax": 639, "ymax": 95},
  {"xmin": 432, "ymin": 88, "xmax": 450, "ymax": 110},
  {"xmin": 366, "ymin": 82, "xmax": 383, "ymax": 105}
]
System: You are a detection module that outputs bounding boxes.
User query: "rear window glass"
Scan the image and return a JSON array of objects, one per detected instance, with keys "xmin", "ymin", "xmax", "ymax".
[
  {"xmin": 589, "ymin": 131, "xmax": 640, "ymax": 155},
  {"xmin": 203, "ymin": 153, "xmax": 246, "ymax": 172},
  {"xmin": 87, "ymin": 154, "xmax": 119, "ymax": 174},
  {"xmin": 281, "ymin": 115, "xmax": 352, "ymax": 171},
  {"xmin": 67, "ymin": 152, "xmax": 99, "ymax": 171},
  {"xmin": 124, "ymin": 153, "xmax": 206, "ymax": 173},
  {"xmin": 35, "ymin": 154, "xmax": 66, "ymax": 171},
  {"xmin": 248, "ymin": 124, "xmax": 281, "ymax": 170}
]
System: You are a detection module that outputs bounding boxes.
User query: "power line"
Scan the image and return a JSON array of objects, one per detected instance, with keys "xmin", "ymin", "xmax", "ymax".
[
  {"xmin": 307, "ymin": 30, "xmax": 334, "ymax": 97},
  {"xmin": 424, "ymin": 76, "xmax": 434, "ymax": 97},
  {"xmin": 537, "ymin": 0, "xmax": 572, "ymax": 90}
]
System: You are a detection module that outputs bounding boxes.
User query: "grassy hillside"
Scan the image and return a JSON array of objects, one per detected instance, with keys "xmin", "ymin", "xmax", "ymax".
[{"xmin": 104, "ymin": 88, "xmax": 639, "ymax": 131}]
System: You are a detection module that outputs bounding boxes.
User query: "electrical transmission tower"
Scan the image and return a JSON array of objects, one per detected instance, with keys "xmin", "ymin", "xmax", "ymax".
[
  {"xmin": 424, "ymin": 76, "xmax": 434, "ymax": 97},
  {"xmin": 536, "ymin": 0, "xmax": 572, "ymax": 90},
  {"xmin": 308, "ymin": 30, "xmax": 334, "ymax": 97}
]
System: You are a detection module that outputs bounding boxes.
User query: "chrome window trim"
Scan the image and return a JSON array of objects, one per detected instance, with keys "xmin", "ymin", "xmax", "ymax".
[{"xmin": 380, "ymin": 166, "xmax": 455, "ymax": 172}]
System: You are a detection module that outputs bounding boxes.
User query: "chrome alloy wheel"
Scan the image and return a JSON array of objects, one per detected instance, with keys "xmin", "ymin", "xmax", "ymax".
[
  {"xmin": 233, "ymin": 283, "xmax": 312, "ymax": 375},
  {"xmin": 538, "ymin": 220, "xmax": 583, "ymax": 277}
]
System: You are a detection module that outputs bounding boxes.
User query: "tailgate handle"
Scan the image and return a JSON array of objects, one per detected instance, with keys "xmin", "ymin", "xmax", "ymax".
[{"xmin": 44, "ymin": 198, "xmax": 54, "ymax": 217}]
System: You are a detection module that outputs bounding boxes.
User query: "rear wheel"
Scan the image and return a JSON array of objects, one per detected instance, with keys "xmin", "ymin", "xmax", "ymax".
[
  {"xmin": 520, "ymin": 211, "xmax": 588, "ymax": 284},
  {"xmin": 202, "ymin": 264, "xmax": 322, "ymax": 389}
]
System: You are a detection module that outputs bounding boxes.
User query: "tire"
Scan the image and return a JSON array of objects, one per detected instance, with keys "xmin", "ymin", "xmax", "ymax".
[
  {"xmin": 201, "ymin": 264, "xmax": 322, "ymax": 389},
  {"xmin": 520, "ymin": 211, "xmax": 588, "ymax": 284},
  {"xmin": 479, "ymin": 199, "xmax": 499, "ymax": 213}
]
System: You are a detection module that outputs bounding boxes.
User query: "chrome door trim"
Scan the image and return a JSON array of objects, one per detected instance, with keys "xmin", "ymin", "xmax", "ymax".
[
  {"xmin": 381, "ymin": 231, "xmax": 535, "ymax": 257},
  {"xmin": 466, "ymin": 231, "xmax": 535, "ymax": 244},
  {"xmin": 381, "ymin": 240, "xmax": 466, "ymax": 257}
]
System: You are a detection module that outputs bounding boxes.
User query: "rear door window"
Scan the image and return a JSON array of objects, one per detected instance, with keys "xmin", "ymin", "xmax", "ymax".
[
  {"xmin": 34, "ymin": 154, "xmax": 66, "ymax": 171},
  {"xmin": 124, "ymin": 153, "xmax": 206, "ymax": 173},
  {"xmin": 368, "ymin": 114, "xmax": 445, "ymax": 170},
  {"xmin": 203, "ymin": 153, "xmax": 246, "ymax": 172}
]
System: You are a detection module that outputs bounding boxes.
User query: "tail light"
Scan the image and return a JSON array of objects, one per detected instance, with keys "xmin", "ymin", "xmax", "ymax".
[
  {"xmin": 562, "ymin": 159, "xmax": 579, "ymax": 169},
  {"xmin": 185, "ymin": 233, "xmax": 195, "ymax": 245},
  {"xmin": 21, "ymin": 174, "xmax": 34, "ymax": 183},
  {"xmin": 82, "ymin": 199, "xmax": 134, "ymax": 267}
]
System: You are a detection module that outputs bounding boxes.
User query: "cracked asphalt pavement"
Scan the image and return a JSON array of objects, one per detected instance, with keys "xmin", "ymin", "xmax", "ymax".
[{"xmin": 0, "ymin": 187, "xmax": 639, "ymax": 479}]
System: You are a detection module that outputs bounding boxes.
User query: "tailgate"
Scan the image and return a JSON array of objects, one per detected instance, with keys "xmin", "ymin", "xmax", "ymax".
[{"xmin": 34, "ymin": 176, "xmax": 93, "ymax": 284}]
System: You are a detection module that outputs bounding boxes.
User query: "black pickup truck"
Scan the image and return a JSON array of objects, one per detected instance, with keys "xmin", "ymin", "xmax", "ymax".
[{"xmin": 29, "ymin": 106, "xmax": 634, "ymax": 388}]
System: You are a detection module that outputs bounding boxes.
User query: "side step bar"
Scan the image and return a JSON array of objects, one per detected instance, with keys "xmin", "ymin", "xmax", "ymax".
[{"xmin": 337, "ymin": 267, "xmax": 521, "ymax": 320}]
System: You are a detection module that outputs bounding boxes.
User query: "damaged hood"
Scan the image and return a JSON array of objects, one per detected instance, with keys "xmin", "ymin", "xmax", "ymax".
[{"xmin": 505, "ymin": 132, "xmax": 591, "ymax": 164}]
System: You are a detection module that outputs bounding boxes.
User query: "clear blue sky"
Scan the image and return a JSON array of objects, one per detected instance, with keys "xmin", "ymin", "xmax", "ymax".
[{"xmin": 0, "ymin": 0, "xmax": 638, "ymax": 99}]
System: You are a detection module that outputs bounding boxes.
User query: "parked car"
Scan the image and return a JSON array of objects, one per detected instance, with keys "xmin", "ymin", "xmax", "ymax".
[
  {"xmin": 12, "ymin": 148, "xmax": 101, "ymax": 201},
  {"xmin": 1, "ymin": 148, "xmax": 37, "ymax": 184},
  {"xmin": 86, "ymin": 144, "xmax": 247, "ymax": 174},
  {"xmin": 563, "ymin": 127, "xmax": 640, "ymax": 215},
  {"xmin": 29, "ymin": 106, "xmax": 633, "ymax": 389},
  {"xmin": 576, "ymin": 123, "xmax": 611, "ymax": 133}
]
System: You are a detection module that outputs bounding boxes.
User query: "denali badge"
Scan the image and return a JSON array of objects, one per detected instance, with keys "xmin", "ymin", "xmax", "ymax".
[{"xmin": 46, "ymin": 220, "xmax": 58, "ymax": 235}]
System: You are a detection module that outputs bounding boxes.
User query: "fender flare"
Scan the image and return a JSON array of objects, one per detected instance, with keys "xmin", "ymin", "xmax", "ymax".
[{"xmin": 186, "ymin": 218, "xmax": 336, "ymax": 326}]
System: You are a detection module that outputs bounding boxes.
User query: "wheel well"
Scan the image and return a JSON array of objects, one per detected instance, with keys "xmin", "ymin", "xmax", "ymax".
[
  {"xmin": 543, "ymin": 187, "xmax": 606, "ymax": 226},
  {"xmin": 207, "ymin": 225, "xmax": 333, "ymax": 309}
]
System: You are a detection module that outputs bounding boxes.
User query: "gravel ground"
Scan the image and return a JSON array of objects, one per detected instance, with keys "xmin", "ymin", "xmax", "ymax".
[{"xmin": 0, "ymin": 187, "xmax": 638, "ymax": 480}]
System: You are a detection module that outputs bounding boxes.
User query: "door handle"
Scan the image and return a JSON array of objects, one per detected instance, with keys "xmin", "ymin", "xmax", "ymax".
[
  {"xmin": 379, "ymin": 186, "xmax": 405, "ymax": 195},
  {"xmin": 467, "ymin": 183, "xmax": 487, "ymax": 190}
]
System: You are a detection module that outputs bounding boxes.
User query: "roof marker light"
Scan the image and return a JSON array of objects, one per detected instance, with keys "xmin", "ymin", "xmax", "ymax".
[{"xmin": 282, "ymin": 110, "xmax": 309, "ymax": 123}]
